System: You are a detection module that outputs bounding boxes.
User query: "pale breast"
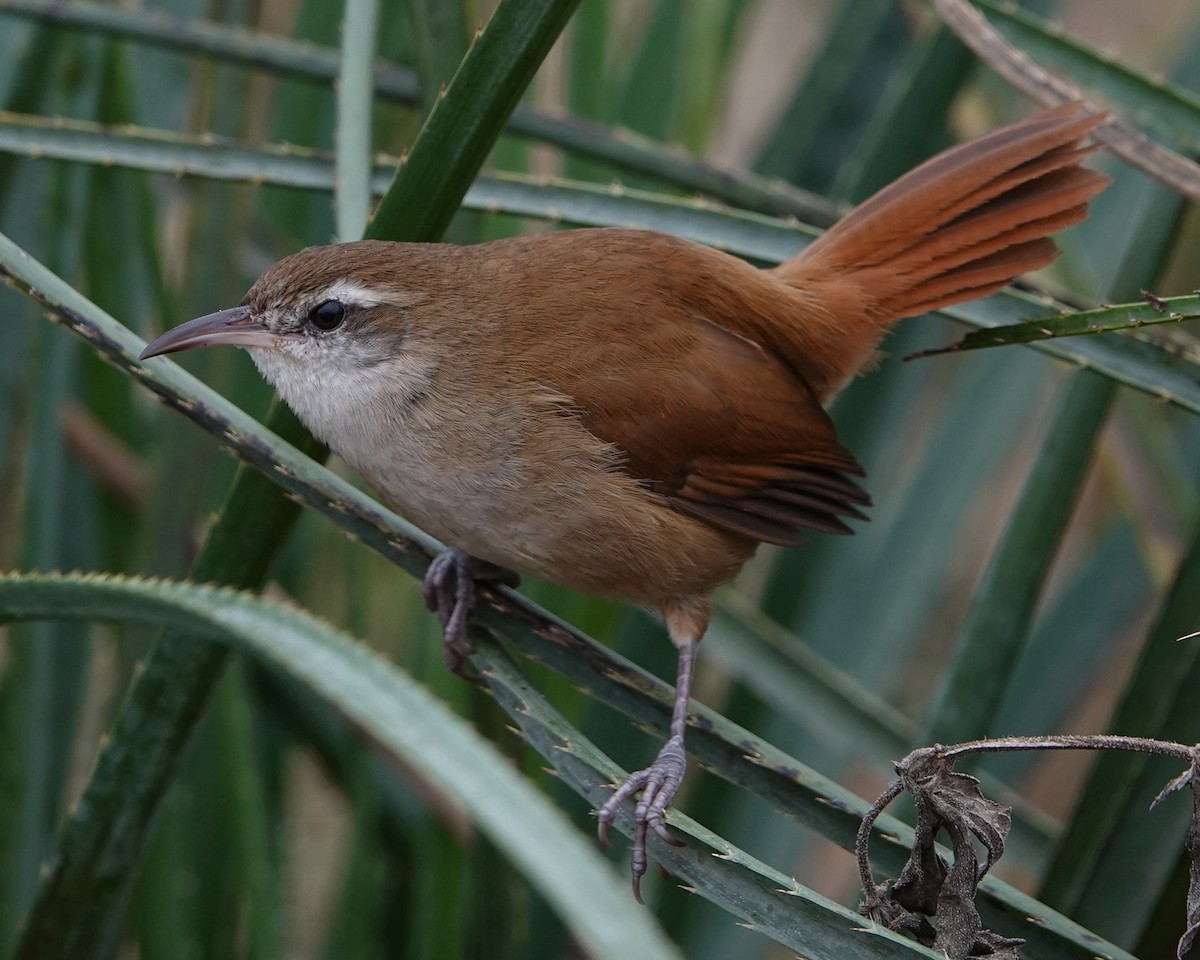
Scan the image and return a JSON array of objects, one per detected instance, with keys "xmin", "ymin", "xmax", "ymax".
[{"xmin": 251, "ymin": 341, "xmax": 753, "ymax": 603}]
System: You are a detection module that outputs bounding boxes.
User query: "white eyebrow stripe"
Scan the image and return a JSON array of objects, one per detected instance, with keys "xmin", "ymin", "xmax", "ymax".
[{"xmin": 322, "ymin": 278, "xmax": 392, "ymax": 308}]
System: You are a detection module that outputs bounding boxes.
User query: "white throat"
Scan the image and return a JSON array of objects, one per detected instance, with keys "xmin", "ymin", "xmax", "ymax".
[{"xmin": 247, "ymin": 343, "xmax": 436, "ymax": 461}]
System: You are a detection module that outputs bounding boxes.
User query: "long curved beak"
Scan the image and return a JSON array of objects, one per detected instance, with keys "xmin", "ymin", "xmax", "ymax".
[{"xmin": 139, "ymin": 306, "xmax": 278, "ymax": 360}]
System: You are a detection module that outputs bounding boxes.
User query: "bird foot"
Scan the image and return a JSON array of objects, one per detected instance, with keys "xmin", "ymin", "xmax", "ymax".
[
  {"xmin": 421, "ymin": 548, "xmax": 519, "ymax": 676},
  {"xmin": 595, "ymin": 734, "xmax": 687, "ymax": 902}
]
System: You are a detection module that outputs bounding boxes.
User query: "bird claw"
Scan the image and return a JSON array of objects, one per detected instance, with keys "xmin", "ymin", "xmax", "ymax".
[
  {"xmin": 421, "ymin": 548, "xmax": 519, "ymax": 677},
  {"xmin": 595, "ymin": 734, "xmax": 687, "ymax": 902}
]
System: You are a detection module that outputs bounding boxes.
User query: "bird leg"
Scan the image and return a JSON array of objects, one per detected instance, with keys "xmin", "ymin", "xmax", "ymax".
[
  {"xmin": 421, "ymin": 547, "xmax": 520, "ymax": 676},
  {"xmin": 596, "ymin": 596, "xmax": 707, "ymax": 901}
]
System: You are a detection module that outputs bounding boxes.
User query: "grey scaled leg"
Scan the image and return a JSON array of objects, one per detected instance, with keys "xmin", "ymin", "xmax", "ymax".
[
  {"xmin": 596, "ymin": 635, "xmax": 699, "ymax": 902},
  {"xmin": 421, "ymin": 547, "xmax": 520, "ymax": 676}
]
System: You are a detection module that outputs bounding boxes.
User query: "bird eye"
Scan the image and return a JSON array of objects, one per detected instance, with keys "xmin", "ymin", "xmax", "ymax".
[{"xmin": 308, "ymin": 299, "xmax": 345, "ymax": 331}]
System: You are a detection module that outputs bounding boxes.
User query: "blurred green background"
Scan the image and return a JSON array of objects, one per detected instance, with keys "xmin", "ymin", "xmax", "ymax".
[{"xmin": 1, "ymin": 0, "xmax": 1199, "ymax": 957}]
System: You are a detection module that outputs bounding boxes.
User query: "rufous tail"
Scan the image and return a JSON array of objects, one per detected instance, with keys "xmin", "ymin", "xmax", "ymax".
[{"xmin": 770, "ymin": 102, "xmax": 1109, "ymax": 400}]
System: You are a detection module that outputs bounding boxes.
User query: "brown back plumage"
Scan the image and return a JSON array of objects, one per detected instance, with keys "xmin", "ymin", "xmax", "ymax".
[
  {"xmin": 561, "ymin": 104, "xmax": 1110, "ymax": 546},
  {"xmin": 452, "ymin": 107, "xmax": 1109, "ymax": 549}
]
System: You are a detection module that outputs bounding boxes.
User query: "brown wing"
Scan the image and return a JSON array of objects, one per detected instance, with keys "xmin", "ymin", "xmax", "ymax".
[
  {"xmin": 505, "ymin": 233, "xmax": 871, "ymax": 547},
  {"xmin": 580, "ymin": 318, "xmax": 868, "ymax": 546}
]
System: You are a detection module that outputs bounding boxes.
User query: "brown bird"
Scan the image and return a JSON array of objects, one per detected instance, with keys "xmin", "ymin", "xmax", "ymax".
[{"xmin": 141, "ymin": 103, "xmax": 1108, "ymax": 897}]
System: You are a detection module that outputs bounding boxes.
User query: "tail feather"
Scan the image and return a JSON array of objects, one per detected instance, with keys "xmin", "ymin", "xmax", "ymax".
[
  {"xmin": 889, "ymin": 240, "xmax": 1057, "ymax": 315},
  {"xmin": 882, "ymin": 168, "xmax": 1107, "ymax": 314},
  {"xmin": 768, "ymin": 102, "xmax": 1109, "ymax": 400},
  {"xmin": 809, "ymin": 103, "xmax": 1100, "ymax": 263},
  {"xmin": 929, "ymin": 142, "xmax": 1100, "ymax": 241},
  {"xmin": 889, "ymin": 168, "xmax": 1106, "ymax": 277}
]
